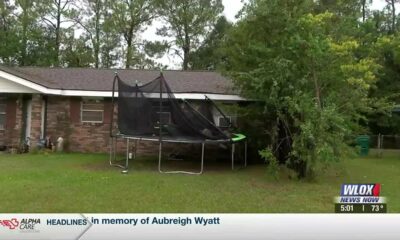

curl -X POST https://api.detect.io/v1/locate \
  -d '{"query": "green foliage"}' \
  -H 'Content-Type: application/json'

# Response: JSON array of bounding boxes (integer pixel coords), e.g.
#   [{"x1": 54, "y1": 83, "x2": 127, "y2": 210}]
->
[
  {"x1": 155, "y1": 0, "x2": 224, "y2": 70},
  {"x1": 144, "y1": 40, "x2": 169, "y2": 59},
  {"x1": 101, "y1": 8, "x2": 123, "y2": 68},
  {"x1": 222, "y1": 0, "x2": 389, "y2": 179},
  {"x1": 111, "y1": 0, "x2": 157, "y2": 68},
  {"x1": 259, "y1": 147, "x2": 280, "y2": 178},
  {"x1": 61, "y1": 34, "x2": 94, "y2": 67},
  {"x1": 190, "y1": 16, "x2": 232, "y2": 70},
  {"x1": 0, "y1": 0, "x2": 19, "y2": 64}
]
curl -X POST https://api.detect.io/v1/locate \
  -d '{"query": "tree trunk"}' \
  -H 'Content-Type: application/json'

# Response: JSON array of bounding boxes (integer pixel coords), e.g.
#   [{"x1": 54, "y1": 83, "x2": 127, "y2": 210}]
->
[
  {"x1": 312, "y1": 59, "x2": 322, "y2": 109},
  {"x1": 55, "y1": 0, "x2": 62, "y2": 66},
  {"x1": 125, "y1": 33, "x2": 133, "y2": 69},
  {"x1": 391, "y1": 0, "x2": 396, "y2": 33},
  {"x1": 182, "y1": 22, "x2": 190, "y2": 70},
  {"x1": 362, "y1": 0, "x2": 366, "y2": 22},
  {"x1": 21, "y1": 8, "x2": 28, "y2": 66},
  {"x1": 183, "y1": 46, "x2": 190, "y2": 70},
  {"x1": 94, "y1": 1, "x2": 101, "y2": 68}
]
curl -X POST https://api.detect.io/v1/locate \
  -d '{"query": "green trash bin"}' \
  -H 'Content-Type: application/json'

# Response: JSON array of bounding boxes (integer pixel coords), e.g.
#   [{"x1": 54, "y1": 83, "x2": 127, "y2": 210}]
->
[{"x1": 356, "y1": 135, "x2": 370, "y2": 156}]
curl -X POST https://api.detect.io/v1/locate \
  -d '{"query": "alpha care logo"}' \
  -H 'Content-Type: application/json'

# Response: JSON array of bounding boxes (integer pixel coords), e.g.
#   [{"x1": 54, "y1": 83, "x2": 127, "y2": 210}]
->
[
  {"x1": 0, "y1": 218, "x2": 19, "y2": 230},
  {"x1": 19, "y1": 218, "x2": 41, "y2": 232}
]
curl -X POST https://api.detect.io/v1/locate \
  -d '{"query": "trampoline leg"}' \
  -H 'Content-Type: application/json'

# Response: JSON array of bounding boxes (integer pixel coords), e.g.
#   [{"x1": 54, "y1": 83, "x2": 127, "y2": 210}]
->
[
  {"x1": 126, "y1": 138, "x2": 130, "y2": 168},
  {"x1": 158, "y1": 141, "x2": 163, "y2": 173},
  {"x1": 200, "y1": 142, "x2": 205, "y2": 174},
  {"x1": 113, "y1": 137, "x2": 116, "y2": 163},
  {"x1": 108, "y1": 137, "x2": 114, "y2": 166},
  {"x1": 245, "y1": 140, "x2": 248, "y2": 167},
  {"x1": 231, "y1": 143, "x2": 235, "y2": 170},
  {"x1": 121, "y1": 138, "x2": 129, "y2": 174},
  {"x1": 159, "y1": 141, "x2": 204, "y2": 175},
  {"x1": 109, "y1": 136, "x2": 129, "y2": 170},
  {"x1": 133, "y1": 139, "x2": 138, "y2": 160}
]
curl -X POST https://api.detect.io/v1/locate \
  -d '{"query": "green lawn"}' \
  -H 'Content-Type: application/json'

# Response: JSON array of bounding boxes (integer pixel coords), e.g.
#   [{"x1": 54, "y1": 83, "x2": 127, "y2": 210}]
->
[{"x1": 0, "y1": 150, "x2": 398, "y2": 213}]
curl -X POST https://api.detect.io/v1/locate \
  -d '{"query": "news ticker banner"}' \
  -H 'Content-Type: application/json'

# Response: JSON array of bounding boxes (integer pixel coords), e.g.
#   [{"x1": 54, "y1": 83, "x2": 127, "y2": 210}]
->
[{"x1": 1, "y1": 214, "x2": 400, "y2": 240}]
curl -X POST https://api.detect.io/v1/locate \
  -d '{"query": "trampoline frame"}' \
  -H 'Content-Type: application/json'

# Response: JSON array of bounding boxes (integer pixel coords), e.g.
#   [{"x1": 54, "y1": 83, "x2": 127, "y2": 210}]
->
[
  {"x1": 109, "y1": 134, "x2": 247, "y2": 174},
  {"x1": 109, "y1": 73, "x2": 247, "y2": 174}
]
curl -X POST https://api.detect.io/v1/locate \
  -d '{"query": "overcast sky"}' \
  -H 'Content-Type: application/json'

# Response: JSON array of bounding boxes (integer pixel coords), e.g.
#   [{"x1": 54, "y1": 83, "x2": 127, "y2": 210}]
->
[{"x1": 143, "y1": 0, "x2": 396, "y2": 69}]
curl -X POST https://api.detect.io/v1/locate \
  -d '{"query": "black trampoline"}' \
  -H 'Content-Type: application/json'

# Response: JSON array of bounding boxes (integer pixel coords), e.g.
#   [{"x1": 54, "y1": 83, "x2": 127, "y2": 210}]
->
[{"x1": 109, "y1": 73, "x2": 247, "y2": 174}]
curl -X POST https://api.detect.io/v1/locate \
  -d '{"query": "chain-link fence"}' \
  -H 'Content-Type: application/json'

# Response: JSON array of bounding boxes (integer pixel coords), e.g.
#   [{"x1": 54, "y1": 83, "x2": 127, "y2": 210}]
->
[{"x1": 368, "y1": 134, "x2": 400, "y2": 157}]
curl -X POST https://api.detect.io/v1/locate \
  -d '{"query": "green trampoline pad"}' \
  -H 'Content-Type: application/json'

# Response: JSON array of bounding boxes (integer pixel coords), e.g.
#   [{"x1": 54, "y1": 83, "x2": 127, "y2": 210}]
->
[{"x1": 232, "y1": 133, "x2": 246, "y2": 142}]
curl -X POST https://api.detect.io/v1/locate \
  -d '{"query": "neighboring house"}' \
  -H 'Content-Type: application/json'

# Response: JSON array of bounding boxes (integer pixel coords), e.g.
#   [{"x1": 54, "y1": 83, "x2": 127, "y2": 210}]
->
[
  {"x1": 0, "y1": 66, "x2": 244, "y2": 153},
  {"x1": 394, "y1": 105, "x2": 400, "y2": 113}
]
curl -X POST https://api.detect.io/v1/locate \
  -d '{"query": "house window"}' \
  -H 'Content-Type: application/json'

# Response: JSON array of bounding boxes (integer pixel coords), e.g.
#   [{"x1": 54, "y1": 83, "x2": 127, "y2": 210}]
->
[
  {"x1": 157, "y1": 112, "x2": 171, "y2": 124},
  {"x1": 152, "y1": 101, "x2": 171, "y2": 124},
  {"x1": 81, "y1": 99, "x2": 104, "y2": 123},
  {"x1": 218, "y1": 116, "x2": 232, "y2": 128},
  {"x1": 0, "y1": 103, "x2": 5, "y2": 130}
]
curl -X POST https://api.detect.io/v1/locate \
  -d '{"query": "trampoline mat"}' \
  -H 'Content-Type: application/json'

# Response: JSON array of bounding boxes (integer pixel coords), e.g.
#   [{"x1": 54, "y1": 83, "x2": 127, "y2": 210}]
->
[{"x1": 115, "y1": 133, "x2": 245, "y2": 144}]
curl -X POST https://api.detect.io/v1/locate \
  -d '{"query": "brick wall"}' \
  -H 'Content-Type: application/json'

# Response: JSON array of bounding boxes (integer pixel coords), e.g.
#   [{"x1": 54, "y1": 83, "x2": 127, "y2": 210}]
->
[
  {"x1": 1, "y1": 94, "x2": 232, "y2": 158},
  {"x1": 45, "y1": 96, "x2": 71, "y2": 150},
  {"x1": 44, "y1": 96, "x2": 160, "y2": 154},
  {"x1": 30, "y1": 95, "x2": 43, "y2": 148},
  {"x1": 0, "y1": 94, "x2": 23, "y2": 148}
]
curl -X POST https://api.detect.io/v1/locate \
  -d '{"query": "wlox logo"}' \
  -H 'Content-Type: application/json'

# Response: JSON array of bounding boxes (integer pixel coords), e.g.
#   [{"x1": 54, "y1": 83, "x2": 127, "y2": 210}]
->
[
  {"x1": 340, "y1": 184, "x2": 381, "y2": 196},
  {"x1": 0, "y1": 219, "x2": 19, "y2": 230}
]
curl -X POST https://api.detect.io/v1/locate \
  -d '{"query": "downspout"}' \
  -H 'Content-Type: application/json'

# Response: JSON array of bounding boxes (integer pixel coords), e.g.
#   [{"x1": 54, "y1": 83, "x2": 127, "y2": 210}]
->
[{"x1": 43, "y1": 95, "x2": 48, "y2": 138}]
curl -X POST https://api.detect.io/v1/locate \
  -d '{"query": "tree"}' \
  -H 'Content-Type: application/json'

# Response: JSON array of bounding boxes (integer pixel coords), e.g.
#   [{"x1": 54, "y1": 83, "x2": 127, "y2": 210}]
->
[
  {"x1": 74, "y1": 0, "x2": 105, "y2": 68},
  {"x1": 111, "y1": 0, "x2": 157, "y2": 69},
  {"x1": 156, "y1": 0, "x2": 224, "y2": 70},
  {"x1": 15, "y1": 0, "x2": 56, "y2": 66},
  {"x1": 385, "y1": 0, "x2": 399, "y2": 33},
  {"x1": 190, "y1": 16, "x2": 232, "y2": 70},
  {"x1": 313, "y1": 0, "x2": 362, "y2": 38},
  {"x1": 40, "y1": 0, "x2": 76, "y2": 66},
  {"x1": 61, "y1": 31, "x2": 94, "y2": 67},
  {"x1": 15, "y1": 0, "x2": 37, "y2": 66},
  {"x1": 361, "y1": 0, "x2": 372, "y2": 22},
  {"x1": 100, "y1": 14, "x2": 122, "y2": 68},
  {"x1": 0, "y1": 0, "x2": 19, "y2": 64},
  {"x1": 223, "y1": 0, "x2": 385, "y2": 178}
]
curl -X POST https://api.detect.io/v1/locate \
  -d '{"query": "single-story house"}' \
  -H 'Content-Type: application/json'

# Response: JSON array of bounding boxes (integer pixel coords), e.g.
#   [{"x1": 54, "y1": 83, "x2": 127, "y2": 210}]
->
[
  {"x1": 0, "y1": 66, "x2": 244, "y2": 153},
  {"x1": 394, "y1": 105, "x2": 400, "y2": 113}
]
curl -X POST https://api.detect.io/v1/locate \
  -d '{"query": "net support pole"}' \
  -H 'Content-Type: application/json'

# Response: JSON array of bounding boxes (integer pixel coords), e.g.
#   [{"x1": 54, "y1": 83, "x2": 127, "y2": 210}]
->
[
  {"x1": 109, "y1": 73, "x2": 131, "y2": 172},
  {"x1": 158, "y1": 73, "x2": 163, "y2": 172}
]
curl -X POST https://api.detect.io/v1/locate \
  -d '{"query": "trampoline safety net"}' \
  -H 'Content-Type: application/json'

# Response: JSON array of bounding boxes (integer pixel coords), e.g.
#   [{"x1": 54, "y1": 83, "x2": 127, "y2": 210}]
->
[{"x1": 116, "y1": 74, "x2": 231, "y2": 141}]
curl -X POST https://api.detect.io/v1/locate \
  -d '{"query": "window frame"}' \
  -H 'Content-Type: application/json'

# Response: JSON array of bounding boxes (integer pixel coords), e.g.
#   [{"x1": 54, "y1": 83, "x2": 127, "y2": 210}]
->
[
  {"x1": 0, "y1": 103, "x2": 6, "y2": 130},
  {"x1": 80, "y1": 99, "x2": 104, "y2": 124},
  {"x1": 218, "y1": 116, "x2": 232, "y2": 128},
  {"x1": 152, "y1": 101, "x2": 172, "y2": 125},
  {"x1": 156, "y1": 111, "x2": 172, "y2": 125}
]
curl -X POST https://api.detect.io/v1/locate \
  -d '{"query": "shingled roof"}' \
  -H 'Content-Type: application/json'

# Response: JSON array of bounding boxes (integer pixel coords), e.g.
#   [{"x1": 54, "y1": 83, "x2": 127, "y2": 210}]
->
[{"x1": 0, "y1": 66, "x2": 236, "y2": 95}]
